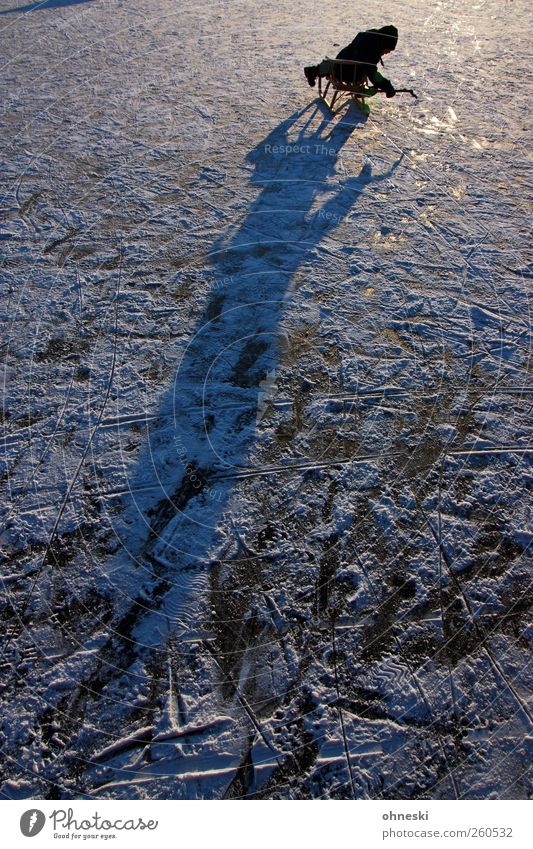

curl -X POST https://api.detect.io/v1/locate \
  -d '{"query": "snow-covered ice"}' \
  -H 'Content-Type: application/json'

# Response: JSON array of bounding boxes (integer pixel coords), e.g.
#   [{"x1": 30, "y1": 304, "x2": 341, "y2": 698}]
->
[{"x1": 0, "y1": 0, "x2": 531, "y2": 799}]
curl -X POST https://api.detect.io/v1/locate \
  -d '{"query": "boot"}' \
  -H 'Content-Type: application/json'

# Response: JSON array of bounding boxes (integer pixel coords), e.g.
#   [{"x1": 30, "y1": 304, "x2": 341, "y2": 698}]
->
[{"x1": 304, "y1": 66, "x2": 318, "y2": 87}]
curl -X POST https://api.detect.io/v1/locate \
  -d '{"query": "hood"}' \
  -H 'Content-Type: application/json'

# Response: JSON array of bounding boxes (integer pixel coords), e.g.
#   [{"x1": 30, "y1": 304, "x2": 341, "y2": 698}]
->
[{"x1": 373, "y1": 25, "x2": 398, "y2": 51}]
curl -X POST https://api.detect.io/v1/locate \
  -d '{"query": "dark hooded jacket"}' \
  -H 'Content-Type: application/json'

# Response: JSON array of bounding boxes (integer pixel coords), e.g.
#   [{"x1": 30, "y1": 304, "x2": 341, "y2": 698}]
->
[{"x1": 335, "y1": 25, "x2": 398, "y2": 91}]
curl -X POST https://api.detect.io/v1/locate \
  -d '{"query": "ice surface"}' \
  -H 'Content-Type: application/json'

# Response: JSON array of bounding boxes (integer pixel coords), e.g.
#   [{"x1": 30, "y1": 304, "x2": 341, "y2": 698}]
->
[{"x1": 0, "y1": 0, "x2": 531, "y2": 800}]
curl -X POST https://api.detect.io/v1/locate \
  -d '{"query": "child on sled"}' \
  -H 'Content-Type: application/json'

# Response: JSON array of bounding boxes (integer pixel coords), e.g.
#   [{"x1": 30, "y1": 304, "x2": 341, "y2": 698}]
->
[{"x1": 304, "y1": 25, "x2": 398, "y2": 98}]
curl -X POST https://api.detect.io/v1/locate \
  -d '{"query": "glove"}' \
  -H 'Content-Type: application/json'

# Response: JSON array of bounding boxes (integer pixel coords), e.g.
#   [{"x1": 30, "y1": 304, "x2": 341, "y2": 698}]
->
[{"x1": 383, "y1": 80, "x2": 396, "y2": 98}]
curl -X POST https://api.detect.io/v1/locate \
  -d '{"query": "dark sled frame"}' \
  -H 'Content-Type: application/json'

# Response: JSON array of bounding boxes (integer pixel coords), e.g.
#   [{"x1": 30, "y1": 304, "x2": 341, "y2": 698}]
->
[{"x1": 318, "y1": 57, "x2": 378, "y2": 115}]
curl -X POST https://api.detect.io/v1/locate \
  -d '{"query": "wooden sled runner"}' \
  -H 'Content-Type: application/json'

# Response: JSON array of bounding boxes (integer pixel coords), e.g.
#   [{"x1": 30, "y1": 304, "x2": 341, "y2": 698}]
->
[{"x1": 318, "y1": 57, "x2": 378, "y2": 116}]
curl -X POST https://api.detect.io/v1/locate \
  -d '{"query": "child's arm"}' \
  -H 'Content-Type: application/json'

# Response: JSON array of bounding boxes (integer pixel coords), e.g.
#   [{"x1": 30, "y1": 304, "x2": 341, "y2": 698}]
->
[{"x1": 367, "y1": 66, "x2": 396, "y2": 97}]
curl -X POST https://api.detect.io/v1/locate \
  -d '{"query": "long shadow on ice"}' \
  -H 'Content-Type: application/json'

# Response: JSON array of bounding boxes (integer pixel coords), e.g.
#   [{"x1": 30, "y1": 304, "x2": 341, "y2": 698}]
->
[
  {"x1": 0, "y1": 0, "x2": 94, "y2": 14},
  {"x1": 112, "y1": 101, "x2": 404, "y2": 647}
]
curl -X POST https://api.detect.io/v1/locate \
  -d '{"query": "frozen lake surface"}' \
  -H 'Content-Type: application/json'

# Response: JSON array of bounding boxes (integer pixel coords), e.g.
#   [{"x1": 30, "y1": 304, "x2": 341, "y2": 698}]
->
[{"x1": 0, "y1": 0, "x2": 531, "y2": 799}]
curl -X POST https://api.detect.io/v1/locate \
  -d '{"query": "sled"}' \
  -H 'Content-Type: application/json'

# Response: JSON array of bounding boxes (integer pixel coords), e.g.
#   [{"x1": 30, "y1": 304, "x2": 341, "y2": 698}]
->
[{"x1": 318, "y1": 58, "x2": 378, "y2": 116}]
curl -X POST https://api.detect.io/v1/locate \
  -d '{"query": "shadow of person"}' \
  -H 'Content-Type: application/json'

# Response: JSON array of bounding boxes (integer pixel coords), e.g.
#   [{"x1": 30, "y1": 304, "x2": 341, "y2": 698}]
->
[
  {"x1": 106, "y1": 101, "x2": 404, "y2": 646},
  {"x1": 0, "y1": 0, "x2": 94, "y2": 14}
]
